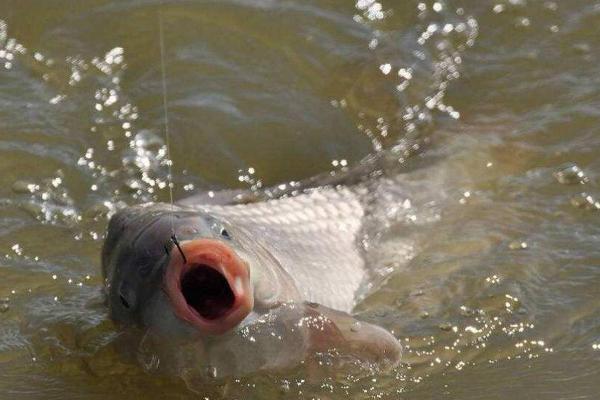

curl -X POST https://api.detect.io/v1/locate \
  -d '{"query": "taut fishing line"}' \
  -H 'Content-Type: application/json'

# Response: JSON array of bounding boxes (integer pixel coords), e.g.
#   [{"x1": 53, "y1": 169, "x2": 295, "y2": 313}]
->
[{"x1": 158, "y1": 7, "x2": 186, "y2": 263}]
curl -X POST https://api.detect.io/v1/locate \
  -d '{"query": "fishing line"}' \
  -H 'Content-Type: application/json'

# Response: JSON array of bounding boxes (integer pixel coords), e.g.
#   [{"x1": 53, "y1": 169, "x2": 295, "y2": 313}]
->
[{"x1": 158, "y1": 6, "x2": 187, "y2": 263}]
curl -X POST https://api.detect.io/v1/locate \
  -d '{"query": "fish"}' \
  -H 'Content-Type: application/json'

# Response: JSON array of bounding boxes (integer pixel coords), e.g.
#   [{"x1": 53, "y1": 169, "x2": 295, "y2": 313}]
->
[{"x1": 102, "y1": 175, "x2": 404, "y2": 377}]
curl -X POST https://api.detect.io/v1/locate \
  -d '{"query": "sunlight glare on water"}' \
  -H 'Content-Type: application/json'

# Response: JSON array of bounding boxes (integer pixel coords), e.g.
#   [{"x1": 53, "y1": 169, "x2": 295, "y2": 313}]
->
[{"x1": 0, "y1": 0, "x2": 599, "y2": 399}]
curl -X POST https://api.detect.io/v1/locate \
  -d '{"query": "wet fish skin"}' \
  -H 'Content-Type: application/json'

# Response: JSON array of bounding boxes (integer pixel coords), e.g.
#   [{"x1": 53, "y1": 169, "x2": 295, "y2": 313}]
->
[
  {"x1": 102, "y1": 190, "x2": 402, "y2": 374},
  {"x1": 183, "y1": 185, "x2": 371, "y2": 312}
]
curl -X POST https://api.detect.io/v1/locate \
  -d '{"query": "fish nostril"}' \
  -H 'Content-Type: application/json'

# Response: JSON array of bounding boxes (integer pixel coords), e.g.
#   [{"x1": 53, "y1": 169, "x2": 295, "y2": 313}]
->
[
  {"x1": 120, "y1": 294, "x2": 130, "y2": 309},
  {"x1": 118, "y1": 282, "x2": 135, "y2": 309}
]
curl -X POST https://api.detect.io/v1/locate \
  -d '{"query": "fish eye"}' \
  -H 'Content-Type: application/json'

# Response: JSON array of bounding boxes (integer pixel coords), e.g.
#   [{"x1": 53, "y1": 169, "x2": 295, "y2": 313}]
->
[{"x1": 220, "y1": 228, "x2": 231, "y2": 239}]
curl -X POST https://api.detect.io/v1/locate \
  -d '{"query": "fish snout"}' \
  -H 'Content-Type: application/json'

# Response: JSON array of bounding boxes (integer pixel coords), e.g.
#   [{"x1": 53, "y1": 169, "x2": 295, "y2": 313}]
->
[{"x1": 164, "y1": 239, "x2": 254, "y2": 335}]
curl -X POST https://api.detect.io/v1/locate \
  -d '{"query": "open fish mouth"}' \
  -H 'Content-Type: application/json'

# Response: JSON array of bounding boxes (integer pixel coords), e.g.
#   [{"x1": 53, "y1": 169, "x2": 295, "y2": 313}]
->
[
  {"x1": 164, "y1": 239, "x2": 253, "y2": 335},
  {"x1": 181, "y1": 265, "x2": 234, "y2": 320}
]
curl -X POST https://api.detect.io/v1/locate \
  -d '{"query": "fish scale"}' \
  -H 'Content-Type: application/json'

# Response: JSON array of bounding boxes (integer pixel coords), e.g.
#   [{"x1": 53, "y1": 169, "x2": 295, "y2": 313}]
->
[{"x1": 196, "y1": 186, "x2": 366, "y2": 312}]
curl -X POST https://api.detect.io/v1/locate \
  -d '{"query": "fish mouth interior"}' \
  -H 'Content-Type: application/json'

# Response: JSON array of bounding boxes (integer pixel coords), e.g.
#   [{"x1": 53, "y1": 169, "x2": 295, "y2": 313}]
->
[{"x1": 180, "y1": 265, "x2": 235, "y2": 320}]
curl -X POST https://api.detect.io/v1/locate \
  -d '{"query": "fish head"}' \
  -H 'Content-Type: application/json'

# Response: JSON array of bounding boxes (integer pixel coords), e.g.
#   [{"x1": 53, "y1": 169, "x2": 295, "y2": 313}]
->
[{"x1": 102, "y1": 203, "x2": 254, "y2": 337}]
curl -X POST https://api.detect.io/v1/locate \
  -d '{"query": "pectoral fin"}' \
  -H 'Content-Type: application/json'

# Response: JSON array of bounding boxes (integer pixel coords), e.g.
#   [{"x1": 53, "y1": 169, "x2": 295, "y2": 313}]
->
[
  {"x1": 299, "y1": 302, "x2": 402, "y2": 370},
  {"x1": 201, "y1": 302, "x2": 401, "y2": 378}
]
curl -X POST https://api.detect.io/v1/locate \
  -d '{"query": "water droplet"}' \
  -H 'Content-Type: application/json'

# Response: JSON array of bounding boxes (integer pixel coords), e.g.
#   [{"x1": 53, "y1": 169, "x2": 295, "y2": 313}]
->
[
  {"x1": 379, "y1": 63, "x2": 392, "y2": 75},
  {"x1": 554, "y1": 164, "x2": 589, "y2": 185},
  {"x1": 508, "y1": 241, "x2": 528, "y2": 250},
  {"x1": 12, "y1": 180, "x2": 39, "y2": 194},
  {"x1": 11, "y1": 244, "x2": 23, "y2": 256},
  {"x1": 439, "y1": 322, "x2": 453, "y2": 331},
  {"x1": 570, "y1": 193, "x2": 600, "y2": 210},
  {"x1": 206, "y1": 365, "x2": 218, "y2": 378},
  {"x1": 279, "y1": 380, "x2": 290, "y2": 393}
]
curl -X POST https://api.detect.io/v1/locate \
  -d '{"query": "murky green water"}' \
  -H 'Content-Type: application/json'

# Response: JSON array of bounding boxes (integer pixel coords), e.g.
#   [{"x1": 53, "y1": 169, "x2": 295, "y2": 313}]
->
[{"x1": 0, "y1": 0, "x2": 599, "y2": 398}]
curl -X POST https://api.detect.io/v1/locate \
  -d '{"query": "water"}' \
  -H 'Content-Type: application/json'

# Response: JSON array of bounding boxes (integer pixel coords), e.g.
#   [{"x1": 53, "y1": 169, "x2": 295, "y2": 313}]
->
[{"x1": 0, "y1": 0, "x2": 599, "y2": 398}]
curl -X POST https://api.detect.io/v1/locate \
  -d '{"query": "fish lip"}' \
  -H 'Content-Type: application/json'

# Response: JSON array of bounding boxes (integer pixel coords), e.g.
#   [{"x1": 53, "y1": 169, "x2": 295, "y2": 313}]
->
[{"x1": 164, "y1": 238, "x2": 254, "y2": 335}]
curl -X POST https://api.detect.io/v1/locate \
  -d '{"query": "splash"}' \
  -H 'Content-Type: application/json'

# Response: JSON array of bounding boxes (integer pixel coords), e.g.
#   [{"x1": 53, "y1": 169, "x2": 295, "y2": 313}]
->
[{"x1": 349, "y1": 1, "x2": 478, "y2": 152}]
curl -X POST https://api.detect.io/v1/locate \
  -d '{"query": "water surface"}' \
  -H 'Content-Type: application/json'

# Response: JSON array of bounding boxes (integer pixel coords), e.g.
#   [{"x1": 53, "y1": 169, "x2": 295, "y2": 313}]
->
[{"x1": 0, "y1": 0, "x2": 599, "y2": 398}]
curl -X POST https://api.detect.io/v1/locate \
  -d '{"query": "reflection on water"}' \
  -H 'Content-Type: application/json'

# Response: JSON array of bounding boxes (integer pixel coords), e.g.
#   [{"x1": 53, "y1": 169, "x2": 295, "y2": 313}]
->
[{"x1": 0, "y1": 0, "x2": 600, "y2": 398}]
